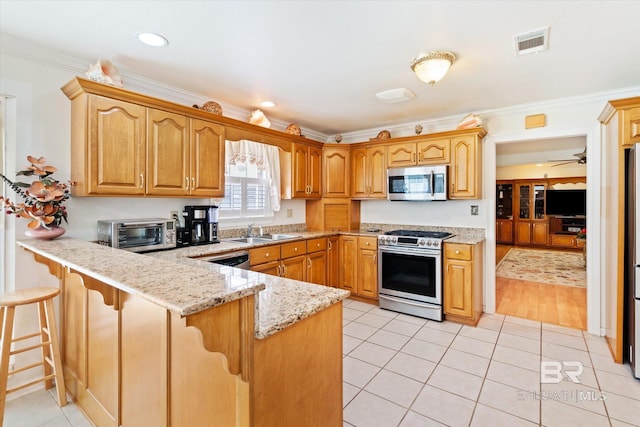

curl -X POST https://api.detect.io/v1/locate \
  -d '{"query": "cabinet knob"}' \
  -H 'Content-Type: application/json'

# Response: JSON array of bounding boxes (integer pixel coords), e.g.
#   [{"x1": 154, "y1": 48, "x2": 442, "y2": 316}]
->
[
  {"x1": 294, "y1": 247, "x2": 298, "y2": 252},
  {"x1": 317, "y1": 243, "x2": 320, "y2": 247},
  {"x1": 455, "y1": 250, "x2": 460, "y2": 254},
  {"x1": 265, "y1": 252, "x2": 270, "y2": 257},
  {"x1": 366, "y1": 242, "x2": 370, "y2": 245}
]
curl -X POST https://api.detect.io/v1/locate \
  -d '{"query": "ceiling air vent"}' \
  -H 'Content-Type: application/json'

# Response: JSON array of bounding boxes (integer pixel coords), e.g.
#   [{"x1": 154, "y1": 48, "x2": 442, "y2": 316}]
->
[{"x1": 514, "y1": 26, "x2": 549, "y2": 56}]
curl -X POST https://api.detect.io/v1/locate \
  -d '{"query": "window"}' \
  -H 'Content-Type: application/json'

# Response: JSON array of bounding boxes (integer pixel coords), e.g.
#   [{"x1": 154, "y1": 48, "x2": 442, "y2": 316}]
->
[
  {"x1": 219, "y1": 139, "x2": 282, "y2": 221},
  {"x1": 219, "y1": 162, "x2": 272, "y2": 219}
]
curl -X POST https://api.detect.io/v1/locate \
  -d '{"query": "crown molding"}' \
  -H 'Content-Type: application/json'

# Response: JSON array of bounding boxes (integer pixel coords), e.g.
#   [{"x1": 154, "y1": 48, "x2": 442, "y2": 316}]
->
[{"x1": 0, "y1": 33, "x2": 330, "y2": 142}]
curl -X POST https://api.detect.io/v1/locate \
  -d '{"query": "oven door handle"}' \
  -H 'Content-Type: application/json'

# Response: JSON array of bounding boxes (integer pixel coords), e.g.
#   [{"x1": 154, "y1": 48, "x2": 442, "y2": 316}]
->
[
  {"x1": 379, "y1": 294, "x2": 439, "y2": 309},
  {"x1": 378, "y1": 247, "x2": 440, "y2": 256}
]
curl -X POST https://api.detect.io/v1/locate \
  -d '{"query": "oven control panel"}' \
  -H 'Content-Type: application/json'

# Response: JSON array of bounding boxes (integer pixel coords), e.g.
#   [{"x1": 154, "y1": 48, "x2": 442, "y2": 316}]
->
[{"x1": 378, "y1": 236, "x2": 441, "y2": 248}]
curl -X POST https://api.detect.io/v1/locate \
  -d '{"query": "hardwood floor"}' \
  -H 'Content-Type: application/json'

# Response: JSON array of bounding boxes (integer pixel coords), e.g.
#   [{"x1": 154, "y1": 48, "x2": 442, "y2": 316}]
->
[{"x1": 494, "y1": 244, "x2": 587, "y2": 330}]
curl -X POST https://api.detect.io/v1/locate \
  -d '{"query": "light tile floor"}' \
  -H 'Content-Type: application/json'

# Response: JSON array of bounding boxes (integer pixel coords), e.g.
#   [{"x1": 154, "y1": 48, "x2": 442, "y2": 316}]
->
[
  {"x1": 342, "y1": 299, "x2": 640, "y2": 427},
  {"x1": 5, "y1": 298, "x2": 640, "y2": 427}
]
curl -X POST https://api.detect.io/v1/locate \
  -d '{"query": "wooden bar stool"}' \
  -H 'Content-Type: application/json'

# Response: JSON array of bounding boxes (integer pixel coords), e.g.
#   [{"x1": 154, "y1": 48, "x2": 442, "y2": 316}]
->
[{"x1": 0, "y1": 287, "x2": 67, "y2": 423}]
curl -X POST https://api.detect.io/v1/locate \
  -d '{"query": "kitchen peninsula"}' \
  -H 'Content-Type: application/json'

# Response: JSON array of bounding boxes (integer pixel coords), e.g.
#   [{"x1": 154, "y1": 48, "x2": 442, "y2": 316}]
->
[{"x1": 17, "y1": 237, "x2": 349, "y2": 427}]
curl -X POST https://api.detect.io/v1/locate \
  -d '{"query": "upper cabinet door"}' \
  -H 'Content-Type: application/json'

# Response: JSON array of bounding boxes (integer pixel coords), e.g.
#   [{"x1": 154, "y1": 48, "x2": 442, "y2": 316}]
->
[
  {"x1": 307, "y1": 146, "x2": 322, "y2": 198},
  {"x1": 292, "y1": 143, "x2": 309, "y2": 198},
  {"x1": 322, "y1": 146, "x2": 350, "y2": 197},
  {"x1": 350, "y1": 148, "x2": 368, "y2": 198},
  {"x1": 88, "y1": 95, "x2": 146, "y2": 195},
  {"x1": 147, "y1": 109, "x2": 189, "y2": 196},
  {"x1": 450, "y1": 135, "x2": 478, "y2": 198},
  {"x1": 417, "y1": 138, "x2": 450, "y2": 165},
  {"x1": 190, "y1": 119, "x2": 225, "y2": 198},
  {"x1": 387, "y1": 143, "x2": 416, "y2": 168},
  {"x1": 368, "y1": 146, "x2": 387, "y2": 198}
]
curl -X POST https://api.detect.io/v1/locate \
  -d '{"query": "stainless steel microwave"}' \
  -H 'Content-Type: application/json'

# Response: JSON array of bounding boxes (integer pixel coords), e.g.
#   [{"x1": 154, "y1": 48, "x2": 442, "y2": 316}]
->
[
  {"x1": 97, "y1": 218, "x2": 176, "y2": 252},
  {"x1": 387, "y1": 165, "x2": 448, "y2": 201}
]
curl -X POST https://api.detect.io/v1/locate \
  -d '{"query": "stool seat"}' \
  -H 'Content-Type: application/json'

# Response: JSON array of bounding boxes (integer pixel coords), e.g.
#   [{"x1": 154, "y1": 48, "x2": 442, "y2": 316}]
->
[
  {"x1": 0, "y1": 287, "x2": 60, "y2": 307},
  {"x1": 1, "y1": 286, "x2": 67, "y2": 424}
]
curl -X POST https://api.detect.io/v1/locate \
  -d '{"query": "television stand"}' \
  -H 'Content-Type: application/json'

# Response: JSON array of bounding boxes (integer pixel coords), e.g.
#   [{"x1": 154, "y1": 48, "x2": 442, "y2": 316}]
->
[{"x1": 548, "y1": 216, "x2": 586, "y2": 249}]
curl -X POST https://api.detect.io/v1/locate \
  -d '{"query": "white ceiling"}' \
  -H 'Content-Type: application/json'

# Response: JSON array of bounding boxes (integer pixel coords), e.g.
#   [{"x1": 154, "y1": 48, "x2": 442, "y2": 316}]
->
[{"x1": 1, "y1": 1, "x2": 639, "y2": 138}]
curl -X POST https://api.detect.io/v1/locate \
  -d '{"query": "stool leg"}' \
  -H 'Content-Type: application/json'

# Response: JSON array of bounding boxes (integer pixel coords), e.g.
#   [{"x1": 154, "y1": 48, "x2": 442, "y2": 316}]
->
[
  {"x1": 44, "y1": 298, "x2": 66, "y2": 407},
  {"x1": 38, "y1": 301, "x2": 53, "y2": 390},
  {"x1": 0, "y1": 306, "x2": 16, "y2": 425}
]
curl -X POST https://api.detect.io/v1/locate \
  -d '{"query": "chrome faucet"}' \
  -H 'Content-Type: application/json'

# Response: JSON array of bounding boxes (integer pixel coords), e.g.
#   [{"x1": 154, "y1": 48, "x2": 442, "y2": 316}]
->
[{"x1": 247, "y1": 223, "x2": 255, "y2": 237}]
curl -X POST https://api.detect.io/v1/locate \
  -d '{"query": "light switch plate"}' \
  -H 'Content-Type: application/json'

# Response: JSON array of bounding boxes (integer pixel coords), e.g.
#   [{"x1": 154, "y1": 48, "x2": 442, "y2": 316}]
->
[{"x1": 471, "y1": 205, "x2": 479, "y2": 215}]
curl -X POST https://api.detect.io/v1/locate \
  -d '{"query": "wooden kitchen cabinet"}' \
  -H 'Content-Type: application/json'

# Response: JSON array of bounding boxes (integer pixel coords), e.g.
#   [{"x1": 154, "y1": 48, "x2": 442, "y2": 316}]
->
[
  {"x1": 339, "y1": 235, "x2": 377, "y2": 299},
  {"x1": 305, "y1": 198, "x2": 361, "y2": 231},
  {"x1": 357, "y1": 237, "x2": 378, "y2": 299},
  {"x1": 351, "y1": 145, "x2": 387, "y2": 199},
  {"x1": 292, "y1": 142, "x2": 322, "y2": 198},
  {"x1": 514, "y1": 182, "x2": 548, "y2": 245},
  {"x1": 450, "y1": 134, "x2": 482, "y2": 199},
  {"x1": 307, "y1": 237, "x2": 328, "y2": 286},
  {"x1": 387, "y1": 138, "x2": 450, "y2": 167},
  {"x1": 67, "y1": 92, "x2": 225, "y2": 198},
  {"x1": 338, "y1": 235, "x2": 358, "y2": 293},
  {"x1": 496, "y1": 219, "x2": 514, "y2": 244},
  {"x1": 82, "y1": 95, "x2": 146, "y2": 195},
  {"x1": 322, "y1": 144, "x2": 350, "y2": 197},
  {"x1": 326, "y1": 235, "x2": 340, "y2": 288},
  {"x1": 443, "y1": 242, "x2": 484, "y2": 325}
]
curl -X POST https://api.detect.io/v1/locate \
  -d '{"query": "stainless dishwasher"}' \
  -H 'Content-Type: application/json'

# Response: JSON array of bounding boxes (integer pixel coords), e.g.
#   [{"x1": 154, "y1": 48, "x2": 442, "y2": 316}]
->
[{"x1": 200, "y1": 251, "x2": 250, "y2": 269}]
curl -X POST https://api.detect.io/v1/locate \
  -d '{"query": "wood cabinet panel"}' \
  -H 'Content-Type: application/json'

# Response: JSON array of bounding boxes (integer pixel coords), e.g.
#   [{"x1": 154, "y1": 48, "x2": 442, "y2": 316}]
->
[
  {"x1": 120, "y1": 292, "x2": 167, "y2": 426},
  {"x1": 496, "y1": 220, "x2": 514, "y2": 244},
  {"x1": 444, "y1": 260, "x2": 472, "y2": 318},
  {"x1": 339, "y1": 236, "x2": 358, "y2": 292},
  {"x1": 357, "y1": 247, "x2": 378, "y2": 299},
  {"x1": 282, "y1": 254, "x2": 306, "y2": 281},
  {"x1": 327, "y1": 236, "x2": 340, "y2": 288},
  {"x1": 190, "y1": 119, "x2": 225, "y2": 197},
  {"x1": 350, "y1": 148, "x2": 368, "y2": 198},
  {"x1": 515, "y1": 221, "x2": 532, "y2": 245},
  {"x1": 87, "y1": 95, "x2": 146, "y2": 195},
  {"x1": 351, "y1": 146, "x2": 386, "y2": 199},
  {"x1": 249, "y1": 245, "x2": 281, "y2": 266},
  {"x1": 550, "y1": 234, "x2": 577, "y2": 247},
  {"x1": 307, "y1": 250, "x2": 327, "y2": 286},
  {"x1": 369, "y1": 146, "x2": 387, "y2": 198},
  {"x1": 147, "y1": 109, "x2": 190, "y2": 195},
  {"x1": 443, "y1": 242, "x2": 483, "y2": 325},
  {"x1": 305, "y1": 198, "x2": 360, "y2": 232},
  {"x1": 387, "y1": 143, "x2": 415, "y2": 167},
  {"x1": 450, "y1": 135, "x2": 478, "y2": 198},
  {"x1": 417, "y1": 138, "x2": 450, "y2": 164},
  {"x1": 281, "y1": 241, "x2": 306, "y2": 258},
  {"x1": 306, "y1": 237, "x2": 327, "y2": 253},
  {"x1": 251, "y1": 260, "x2": 281, "y2": 276},
  {"x1": 322, "y1": 145, "x2": 350, "y2": 197},
  {"x1": 532, "y1": 223, "x2": 548, "y2": 245},
  {"x1": 292, "y1": 143, "x2": 322, "y2": 198}
]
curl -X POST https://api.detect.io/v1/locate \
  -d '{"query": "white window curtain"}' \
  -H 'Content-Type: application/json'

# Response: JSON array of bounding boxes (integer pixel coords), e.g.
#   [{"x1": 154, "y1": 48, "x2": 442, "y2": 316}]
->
[{"x1": 224, "y1": 140, "x2": 281, "y2": 212}]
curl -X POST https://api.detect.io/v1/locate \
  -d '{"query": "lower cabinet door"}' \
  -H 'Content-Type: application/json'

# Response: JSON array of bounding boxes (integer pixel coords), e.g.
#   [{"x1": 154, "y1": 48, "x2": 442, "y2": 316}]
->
[
  {"x1": 282, "y1": 255, "x2": 306, "y2": 281},
  {"x1": 252, "y1": 260, "x2": 281, "y2": 276},
  {"x1": 357, "y1": 249, "x2": 378, "y2": 299},
  {"x1": 307, "y1": 251, "x2": 327, "y2": 285},
  {"x1": 443, "y1": 259, "x2": 472, "y2": 318}
]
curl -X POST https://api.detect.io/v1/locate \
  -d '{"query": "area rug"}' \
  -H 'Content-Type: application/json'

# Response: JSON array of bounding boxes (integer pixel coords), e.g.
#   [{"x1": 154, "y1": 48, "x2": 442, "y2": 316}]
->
[{"x1": 496, "y1": 248, "x2": 586, "y2": 287}]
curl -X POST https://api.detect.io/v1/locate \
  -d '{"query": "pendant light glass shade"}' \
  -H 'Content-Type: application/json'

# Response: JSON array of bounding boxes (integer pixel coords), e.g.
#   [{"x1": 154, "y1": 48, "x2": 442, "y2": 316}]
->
[{"x1": 410, "y1": 51, "x2": 456, "y2": 85}]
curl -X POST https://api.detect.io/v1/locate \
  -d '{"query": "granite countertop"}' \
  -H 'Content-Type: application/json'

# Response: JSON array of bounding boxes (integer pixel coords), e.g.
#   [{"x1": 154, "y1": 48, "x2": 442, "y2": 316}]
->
[{"x1": 17, "y1": 237, "x2": 349, "y2": 339}]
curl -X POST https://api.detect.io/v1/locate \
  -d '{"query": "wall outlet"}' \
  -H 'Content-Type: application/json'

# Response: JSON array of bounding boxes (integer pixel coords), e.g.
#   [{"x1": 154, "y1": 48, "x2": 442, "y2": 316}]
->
[
  {"x1": 470, "y1": 205, "x2": 479, "y2": 216},
  {"x1": 286, "y1": 209, "x2": 293, "y2": 218}
]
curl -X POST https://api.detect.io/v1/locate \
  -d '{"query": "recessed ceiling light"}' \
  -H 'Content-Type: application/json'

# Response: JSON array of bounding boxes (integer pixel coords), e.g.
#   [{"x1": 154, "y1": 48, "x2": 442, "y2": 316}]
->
[
  {"x1": 137, "y1": 32, "x2": 169, "y2": 47},
  {"x1": 536, "y1": 163, "x2": 544, "y2": 167},
  {"x1": 260, "y1": 101, "x2": 276, "y2": 108}
]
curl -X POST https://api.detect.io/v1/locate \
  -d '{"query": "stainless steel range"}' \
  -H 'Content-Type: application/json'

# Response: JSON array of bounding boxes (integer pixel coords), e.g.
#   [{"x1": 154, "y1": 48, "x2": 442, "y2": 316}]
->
[{"x1": 378, "y1": 229, "x2": 454, "y2": 321}]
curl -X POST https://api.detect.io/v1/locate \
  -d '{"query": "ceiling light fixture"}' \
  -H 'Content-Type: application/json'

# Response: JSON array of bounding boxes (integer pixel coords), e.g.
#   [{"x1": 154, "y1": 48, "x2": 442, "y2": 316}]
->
[
  {"x1": 410, "y1": 51, "x2": 456, "y2": 86},
  {"x1": 137, "y1": 32, "x2": 169, "y2": 47},
  {"x1": 260, "y1": 101, "x2": 276, "y2": 108}
]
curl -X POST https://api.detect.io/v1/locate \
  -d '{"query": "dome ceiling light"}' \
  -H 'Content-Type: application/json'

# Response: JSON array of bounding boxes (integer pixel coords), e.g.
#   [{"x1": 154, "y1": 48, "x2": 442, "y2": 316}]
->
[
  {"x1": 410, "y1": 51, "x2": 456, "y2": 86},
  {"x1": 137, "y1": 32, "x2": 169, "y2": 47}
]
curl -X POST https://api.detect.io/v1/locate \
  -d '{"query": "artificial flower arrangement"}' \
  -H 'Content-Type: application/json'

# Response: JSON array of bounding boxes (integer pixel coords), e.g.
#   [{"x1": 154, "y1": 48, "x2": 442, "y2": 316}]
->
[
  {"x1": 576, "y1": 228, "x2": 586, "y2": 239},
  {"x1": 0, "y1": 155, "x2": 70, "y2": 229}
]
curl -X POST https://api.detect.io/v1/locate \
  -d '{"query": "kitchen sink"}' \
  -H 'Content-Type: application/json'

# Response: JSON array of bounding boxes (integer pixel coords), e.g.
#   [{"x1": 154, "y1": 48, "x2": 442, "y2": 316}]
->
[
  {"x1": 228, "y1": 237, "x2": 272, "y2": 244},
  {"x1": 262, "y1": 234, "x2": 301, "y2": 241}
]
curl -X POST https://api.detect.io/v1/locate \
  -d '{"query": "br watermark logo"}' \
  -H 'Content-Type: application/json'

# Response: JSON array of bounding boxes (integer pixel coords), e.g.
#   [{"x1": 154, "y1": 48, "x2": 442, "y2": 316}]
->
[{"x1": 540, "y1": 361, "x2": 584, "y2": 384}]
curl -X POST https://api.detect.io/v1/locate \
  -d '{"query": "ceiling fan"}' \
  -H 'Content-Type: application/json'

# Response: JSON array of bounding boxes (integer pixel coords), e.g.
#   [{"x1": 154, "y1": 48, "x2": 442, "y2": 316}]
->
[{"x1": 548, "y1": 149, "x2": 587, "y2": 167}]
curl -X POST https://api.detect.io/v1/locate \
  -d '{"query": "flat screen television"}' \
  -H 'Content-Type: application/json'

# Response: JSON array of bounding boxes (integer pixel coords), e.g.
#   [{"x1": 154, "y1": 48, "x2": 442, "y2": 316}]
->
[{"x1": 545, "y1": 189, "x2": 586, "y2": 216}]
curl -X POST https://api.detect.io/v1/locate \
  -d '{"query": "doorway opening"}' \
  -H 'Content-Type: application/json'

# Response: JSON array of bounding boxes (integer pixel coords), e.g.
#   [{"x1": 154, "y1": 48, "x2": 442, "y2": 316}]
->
[{"x1": 493, "y1": 136, "x2": 588, "y2": 330}]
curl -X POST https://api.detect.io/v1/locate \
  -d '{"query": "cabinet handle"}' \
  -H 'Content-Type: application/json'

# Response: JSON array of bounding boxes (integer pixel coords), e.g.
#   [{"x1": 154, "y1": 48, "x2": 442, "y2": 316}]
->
[
  {"x1": 307, "y1": 258, "x2": 311, "y2": 268},
  {"x1": 282, "y1": 264, "x2": 286, "y2": 276},
  {"x1": 418, "y1": 152, "x2": 422, "y2": 161},
  {"x1": 185, "y1": 177, "x2": 189, "y2": 189},
  {"x1": 276, "y1": 264, "x2": 281, "y2": 276},
  {"x1": 139, "y1": 173, "x2": 144, "y2": 189},
  {"x1": 328, "y1": 241, "x2": 333, "y2": 250},
  {"x1": 412, "y1": 153, "x2": 415, "y2": 162},
  {"x1": 191, "y1": 177, "x2": 195, "y2": 191}
]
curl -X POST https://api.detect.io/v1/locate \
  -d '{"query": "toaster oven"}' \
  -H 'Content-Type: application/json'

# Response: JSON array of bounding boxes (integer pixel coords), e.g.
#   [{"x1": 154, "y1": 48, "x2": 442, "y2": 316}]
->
[{"x1": 97, "y1": 218, "x2": 177, "y2": 253}]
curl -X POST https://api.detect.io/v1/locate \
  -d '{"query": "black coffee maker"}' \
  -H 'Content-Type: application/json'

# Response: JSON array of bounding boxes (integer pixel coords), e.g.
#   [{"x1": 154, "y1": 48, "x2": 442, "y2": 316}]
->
[{"x1": 180, "y1": 205, "x2": 220, "y2": 246}]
